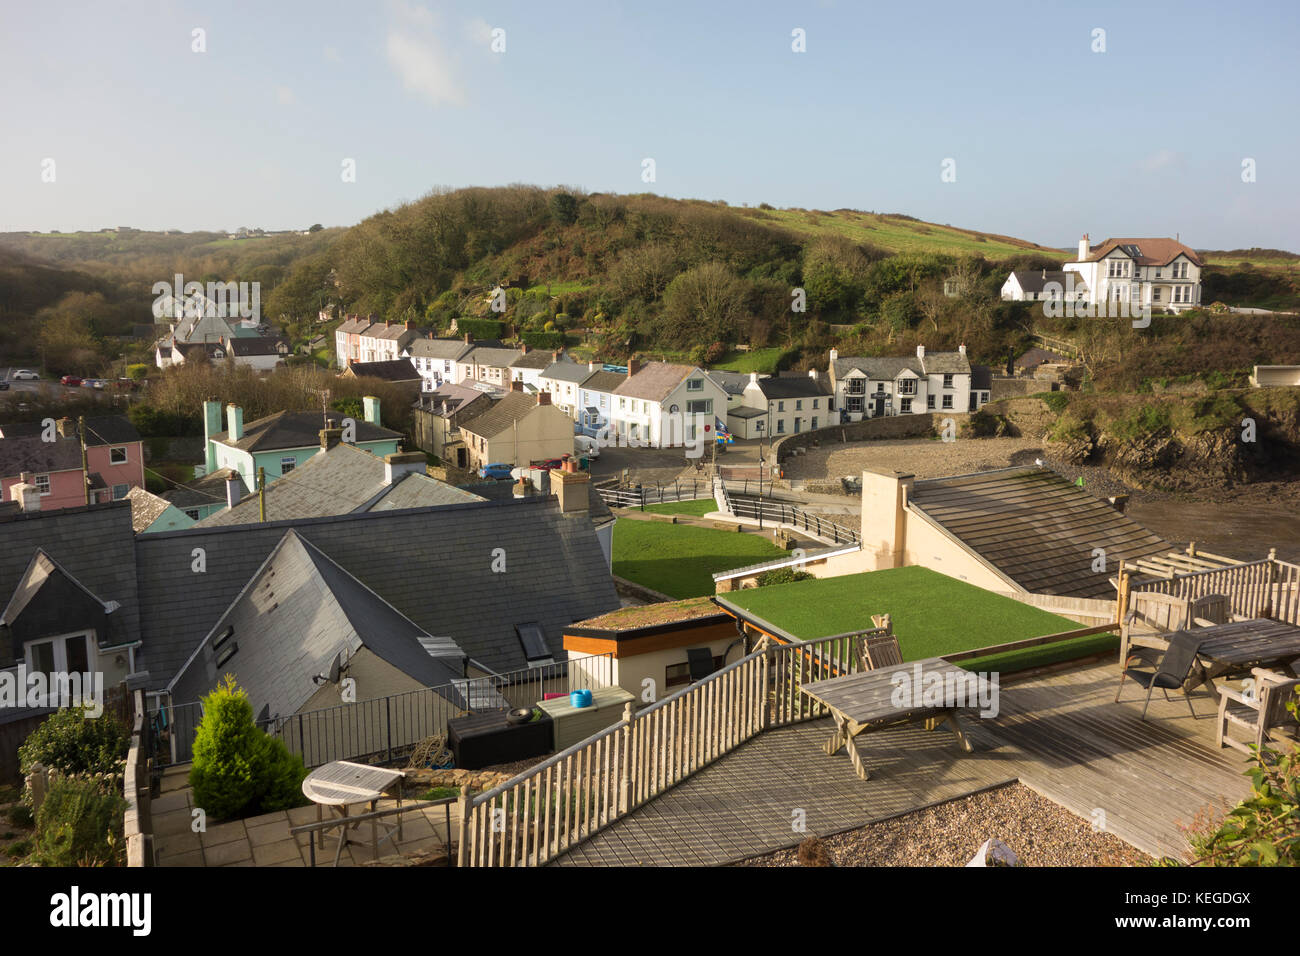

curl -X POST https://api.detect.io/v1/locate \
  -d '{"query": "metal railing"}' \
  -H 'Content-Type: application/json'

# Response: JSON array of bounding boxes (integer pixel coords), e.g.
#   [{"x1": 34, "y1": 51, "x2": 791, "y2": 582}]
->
[
  {"x1": 723, "y1": 491, "x2": 861, "y2": 545},
  {"x1": 597, "y1": 478, "x2": 713, "y2": 509},
  {"x1": 458, "y1": 629, "x2": 883, "y2": 866},
  {"x1": 153, "y1": 653, "x2": 614, "y2": 769}
]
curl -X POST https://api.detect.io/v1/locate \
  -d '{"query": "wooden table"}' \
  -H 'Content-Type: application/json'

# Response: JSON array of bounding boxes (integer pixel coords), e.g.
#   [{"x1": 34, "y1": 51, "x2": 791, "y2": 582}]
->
[
  {"x1": 800, "y1": 657, "x2": 976, "y2": 781},
  {"x1": 301, "y1": 761, "x2": 406, "y2": 866},
  {"x1": 1134, "y1": 619, "x2": 1300, "y2": 695}
]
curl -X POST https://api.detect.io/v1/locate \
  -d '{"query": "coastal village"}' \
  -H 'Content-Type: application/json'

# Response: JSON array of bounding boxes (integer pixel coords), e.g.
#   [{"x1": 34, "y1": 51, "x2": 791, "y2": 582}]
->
[{"x1": 2, "y1": 229, "x2": 1299, "y2": 873}]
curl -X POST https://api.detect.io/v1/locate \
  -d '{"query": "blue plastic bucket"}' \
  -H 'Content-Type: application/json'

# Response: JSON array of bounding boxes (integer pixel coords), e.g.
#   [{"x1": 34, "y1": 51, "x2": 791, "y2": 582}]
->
[{"x1": 570, "y1": 689, "x2": 593, "y2": 708}]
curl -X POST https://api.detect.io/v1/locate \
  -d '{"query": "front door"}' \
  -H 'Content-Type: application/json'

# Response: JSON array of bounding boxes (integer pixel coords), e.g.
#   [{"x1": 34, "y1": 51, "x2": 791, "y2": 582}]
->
[{"x1": 872, "y1": 393, "x2": 886, "y2": 417}]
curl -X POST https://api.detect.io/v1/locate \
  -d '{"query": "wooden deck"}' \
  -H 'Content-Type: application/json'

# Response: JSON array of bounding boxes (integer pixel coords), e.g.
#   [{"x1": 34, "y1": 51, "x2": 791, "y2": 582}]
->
[{"x1": 552, "y1": 659, "x2": 1260, "y2": 866}]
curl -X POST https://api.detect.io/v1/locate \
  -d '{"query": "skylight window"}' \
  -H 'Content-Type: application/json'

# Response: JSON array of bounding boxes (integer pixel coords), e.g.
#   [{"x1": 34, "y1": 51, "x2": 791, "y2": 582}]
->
[{"x1": 515, "y1": 622, "x2": 553, "y2": 665}]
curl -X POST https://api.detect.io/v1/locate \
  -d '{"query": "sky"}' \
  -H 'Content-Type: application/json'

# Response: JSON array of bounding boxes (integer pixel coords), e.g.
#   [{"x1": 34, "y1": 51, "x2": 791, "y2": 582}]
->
[{"x1": 1, "y1": 0, "x2": 1297, "y2": 251}]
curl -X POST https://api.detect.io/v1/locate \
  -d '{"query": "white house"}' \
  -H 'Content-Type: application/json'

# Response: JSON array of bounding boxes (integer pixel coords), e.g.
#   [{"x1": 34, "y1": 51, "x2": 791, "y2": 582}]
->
[
  {"x1": 357, "y1": 319, "x2": 420, "y2": 365},
  {"x1": 455, "y1": 346, "x2": 522, "y2": 390},
  {"x1": 729, "y1": 370, "x2": 833, "y2": 440},
  {"x1": 1001, "y1": 270, "x2": 1090, "y2": 303},
  {"x1": 609, "y1": 361, "x2": 727, "y2": 448},
  {"x1": 1062, "y1": 235, "x2": 1203, "y2": 312},
  {"x1": 538, "y1": 358, "x2": 595, "y2": 419},
  {"x1": 829, "y1": 345, "x2": 986, "y2": 421},
  {"x1": 403, "y1": 336, "x2": 473, "y2": 390},
  {"x1": 508, "y1": 347, "x2": 559, "y2": 391}
]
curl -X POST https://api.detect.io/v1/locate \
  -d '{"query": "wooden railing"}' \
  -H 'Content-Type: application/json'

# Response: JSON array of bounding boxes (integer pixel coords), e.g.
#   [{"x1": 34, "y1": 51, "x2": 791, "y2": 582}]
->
[
  {"x1": 1127, "y1": 558, "x2": 1300, "y2": 625},
  {"x1": 457, "y1": 630, "x2": 882, "y2": 867}
]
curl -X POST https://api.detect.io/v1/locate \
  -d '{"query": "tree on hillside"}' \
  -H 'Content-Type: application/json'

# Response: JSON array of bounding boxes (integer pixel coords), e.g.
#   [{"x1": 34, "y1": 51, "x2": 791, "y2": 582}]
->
[
  {"x1": 660, "y1": 262, "x2": 748, "y2": 346},
  {"x1": 36, "y1": 291, "x2": 106, "y2": 373},
  {"x1": 550, "y1": 191, "x2": 579, "y2": 226}
]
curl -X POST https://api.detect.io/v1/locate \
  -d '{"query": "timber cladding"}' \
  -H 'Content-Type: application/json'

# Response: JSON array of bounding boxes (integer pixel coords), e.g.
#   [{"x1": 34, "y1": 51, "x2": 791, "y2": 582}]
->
[{"x1": 563, "y1": 617, "x2": 736, "y2": 659}]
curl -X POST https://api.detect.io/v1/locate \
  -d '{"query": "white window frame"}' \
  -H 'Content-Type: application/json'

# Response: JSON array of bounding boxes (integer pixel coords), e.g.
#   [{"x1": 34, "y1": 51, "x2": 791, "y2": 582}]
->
[
  {"x1": 686, "y1": 378, "x2": 704, "y2": 392},
  {"x1": 34, "y1": 473, "x2": 51, "y2": 495},
  {"x1": 941, "y1": 394, "x2": 954, "y2": 410},
  {"x1": 112, "y1": 483, "x2": 130, "y2": 500},
  {"x1": 280, "y1": 456, "x2": 297, "y2": 473},
  {"x1": 24, "y1": 630, "x2": 96, "y2": 702},
  {"x1": 109, "y1": 446, "x2": 129, "y2": 465}
]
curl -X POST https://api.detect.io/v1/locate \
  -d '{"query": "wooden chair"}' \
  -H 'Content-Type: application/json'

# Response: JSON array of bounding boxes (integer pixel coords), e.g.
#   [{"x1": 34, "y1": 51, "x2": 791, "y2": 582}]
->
[
  {"x1": 1189, "y1": 593, "x2": 1231, "y2": 628},
  {"x1": 857, "y1": 632, "x2": 904, "y2": 672},
  {"x1": 1115, "y1": 631, "x2": 1204, "y2": 720},
  {"x1": 1216, "y1": 668, "x2": 1300, "y2": 755}
]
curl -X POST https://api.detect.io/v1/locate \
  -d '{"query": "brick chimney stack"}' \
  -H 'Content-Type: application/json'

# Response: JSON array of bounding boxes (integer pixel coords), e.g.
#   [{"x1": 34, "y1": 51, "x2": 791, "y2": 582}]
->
[
  {"x1": 626, "y1": 357, "x2": 639, "y2": 378},
  {"x1": 465, "y1": 332, "x2": 473, "y2": 344},
  {"x1": 406, "y1": 318, "x2": 417, "y2": 330},
  {"x1": 537, "y1": 391, "x2": 551, "y2": 406}
]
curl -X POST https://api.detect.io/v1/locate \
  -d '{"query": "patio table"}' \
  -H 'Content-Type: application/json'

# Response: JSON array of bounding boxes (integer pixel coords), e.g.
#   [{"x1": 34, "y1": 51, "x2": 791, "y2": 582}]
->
[
  {"x1": 1134, "y1": 618, "x2": 1300, "y2": 695},
  {"x1": 301, "y1": 761, "x2": 406, "y2": 866},
  {"x1": 800, "y1": 656, "x2": 975, "y2": 781}
]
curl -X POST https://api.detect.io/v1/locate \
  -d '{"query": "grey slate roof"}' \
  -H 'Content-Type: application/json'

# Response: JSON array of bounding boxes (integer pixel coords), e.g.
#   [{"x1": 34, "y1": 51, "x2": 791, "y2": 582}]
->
[
  {"x1": 211, "y1": 410, "x2": 402, "y2": 453},
  {"x1": 971, "y1": 365, "x2": 993, "y2": 390},
  {"x1": 125, "y1": 487, "x2": 175, "y2": 532},
  {"x1": 167, "y1": 530, "x2": 466, "y2": 718},
  {"x1": 1, "y1": 416, "x2": 141, "y2": 478},
  {"x1": 368, "y1": 472, "x2": 485, "y2": 511},
  {"x1": 163, "y1": 468, "x2": 245, "y2": 510},
  {"x1": 615, "y1": 363, "x2": 697, "y2": 402},
  {"x1": 580, "y1": 370, "x2": 626, "y2": 394},
  {"x1": 134, "y1": 496, "x2": 619, "y2": 690},
  {"x1": 833, "y1": 355, "x2": 922, "y2": 380},
  {"x1": 907, "y1": 467, "x2": 1169, "y2": 599},
  {"x1": 755, "y1": 376, "x2": 831, "y2": 400},
  {"x1": 706, "y1": 370, "x2": 752, "y2": 396},
  {"x1": 405, "y1": 337, "x2": 473, "y2": 361},
  {"x1": 342, "y1": 358, "x2": 422, "y2": 382},
  {"x1": 464, "y1": 346, "x2": 525, "y2": 369},
  {"x1": 1015, "y1": 347, "x2": 1068, "y2": 370},
  {"x1": 540, "y1": 359, "x2": 593, "y2": 385},
  {"x1": 458, "y1": 392, "x2": 546, "y2": 439},
  {"x1": 1009, "y1": 270, "x2": 1083, "y2": 295},
  {"x1": 196, "y1": 443, "x2": 480, "y2": 526},
  {"x1": 509, "y1": 349, "x2": 557, "y2": 370},
  {"x1": 727, "y1": 406, "x2": 767, "y2": 420}
]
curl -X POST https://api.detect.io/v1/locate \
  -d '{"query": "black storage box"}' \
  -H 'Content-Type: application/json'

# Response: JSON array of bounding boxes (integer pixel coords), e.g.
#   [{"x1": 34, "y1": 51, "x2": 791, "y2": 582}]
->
[{"x1": 447, "y1": 710, "x2": 553, "y2": 769}]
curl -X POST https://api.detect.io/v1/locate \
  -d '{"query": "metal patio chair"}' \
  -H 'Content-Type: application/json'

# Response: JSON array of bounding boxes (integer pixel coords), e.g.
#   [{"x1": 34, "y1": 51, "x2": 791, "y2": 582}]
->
[{"x1": 1115, "y1": 630, "x2": 1205, "y2": 720}]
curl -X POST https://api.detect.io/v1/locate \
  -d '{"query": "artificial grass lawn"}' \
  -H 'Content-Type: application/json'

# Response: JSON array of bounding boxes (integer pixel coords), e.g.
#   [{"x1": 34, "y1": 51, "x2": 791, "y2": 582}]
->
[
  {"x1": 721, "y1": 566, "x2": 1114, "y2": 673},
  {"x1": 612, "y1": 519, "x2": 786, "y2": 599},
  {"x1": 641, "y1": 498, "x2": 717, "y2": 517}
]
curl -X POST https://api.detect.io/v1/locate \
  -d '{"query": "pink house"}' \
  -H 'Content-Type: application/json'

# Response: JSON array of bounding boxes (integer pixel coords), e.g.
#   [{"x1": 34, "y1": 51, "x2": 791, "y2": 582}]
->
[{"x1": 0, "y1": 416, "x2": 145, "y2": 511}]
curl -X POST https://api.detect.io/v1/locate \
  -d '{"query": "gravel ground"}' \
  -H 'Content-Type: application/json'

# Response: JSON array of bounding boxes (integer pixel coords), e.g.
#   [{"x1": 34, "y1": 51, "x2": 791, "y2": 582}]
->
[{"x1": 736, "y1": 783, "x2": 1152, "y2": 867}]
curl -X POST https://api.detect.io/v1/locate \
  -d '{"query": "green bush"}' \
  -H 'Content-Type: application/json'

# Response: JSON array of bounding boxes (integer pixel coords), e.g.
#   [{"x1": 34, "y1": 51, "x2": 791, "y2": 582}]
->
[
  {"x1": 31, "y1": 777, "x2": 126, "y2": 867},
  {"x1": 456, "y1": 317, "x2": 504, "y2": 340},
  {"x1": 6, "y1": 839, "x2": 33, "y2": 859},
  {"x1": 189, "y1": 676, "x2": 308, "y2": 821},
  {"x1": 18, "y1": 708, "x2": 129, "y2": 780},
  {"x1": 756, "y1": 567, "x2": 815, "y2": 587},
  {"x1": 6, "y1": 805, "x2": 34, "y2": 828},
  {"x1": 521, "y1": 330, "x2": 564, "y2": 350},
  {"x1": 125, "y1": 363, "x2": 151, "y2": 381}
]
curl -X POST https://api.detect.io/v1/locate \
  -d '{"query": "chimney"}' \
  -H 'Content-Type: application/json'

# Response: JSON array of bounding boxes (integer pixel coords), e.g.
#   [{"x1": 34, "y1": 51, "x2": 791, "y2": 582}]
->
[
  {"x1": 958, "y1": 344, "x2": 966, "y2": 357},
  {"x1": 226, "y1": 403, "x2": 244, "y2": 441},
  {"x1": 406, "y1": 318, "x2": 417, "y2": 331},
  {"x1": 749, "y1": 371, "x2": 758, "y2": 384},
  {"x1": 589, "y1": 361, "x2": 598, "y2": 372},
  {"x1": 829, "y1": 348, "x2": 839, "y2": 364},
  {"x1": 225, "y1": 476, "x2": 242, "y2": 510},
  {"x1": 521, "y1": 343, "x2": 530, "y2": 353},
  {"x1": 56, "y1": 417, "x2": 75, "y2": 439},
  {"x1": 511, "y1": 380, "x2": 524, "y2": 393},
  {"x1": 203, "y1": 398, "x2": 222, "y2": 473},
  {"x1": 808, "y1": 368, "x2": 818, "y2": 380},
  {"x1": 385, "y1": 318, "x2": 393, "y2": 327},
  {"x1": 916, "y1": 345, "x2": 925, "y2": 361},
  {"x1": 626, "y1": 357, "x2": 639, "y2": 378},
  {"x1": 552, "y1": 468, "x2": 590, "y2": 515},
  {"x1": 552, "y1": 349, "x2": 562, "y2": 362},
  {"x1": 464, "y1": 332, "x2": 473, "y2": 344},
  {"x1": 319, "y1": 425, "x2": 343, "y2": 451},
  {"x1": 1078, "y1": 233, "x2": 1090, "y2": 261},
  {"x1": 362, "y1": 395, "x2": 381, "y2": 427},
  {"x1": 383, "y1": 451, "x2": 427, "y2": 485},
  {"x1": 860, "y1": 468, "x2": 915, "y2": 570},
  {"x1": 12, "y1": 474, "x2": 41, "y2": 513},
  {"x1": 427, "y1": 331, "x2": 434, "y2": 339},
  {"x1": 537, "y1": 391, "x2": 551, "y2": 406}
]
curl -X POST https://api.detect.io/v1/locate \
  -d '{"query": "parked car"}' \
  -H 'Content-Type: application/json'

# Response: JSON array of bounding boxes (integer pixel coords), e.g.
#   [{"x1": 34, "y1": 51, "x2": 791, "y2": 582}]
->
[
  {"x1": 574, "y1": 435, "x2": 602, "y2": 459},
  {"x1": 478, "y1": 462, "x2": 514, "y2": 480},
  {"x1": 532, "y1": 456, "x2": 571, "y2": 471},
  {"x1": 60, "y1": 375, "x2": 83, "y2": 387},
  {"x1": 11, "y1": 369, "x2": 39, "y2": 380},
  {"x1": 0, "y1": 380, "x2": 8, "y2": 390}
]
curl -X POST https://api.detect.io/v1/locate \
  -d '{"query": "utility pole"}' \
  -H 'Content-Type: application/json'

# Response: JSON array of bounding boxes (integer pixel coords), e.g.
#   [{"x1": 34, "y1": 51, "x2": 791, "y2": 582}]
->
[
  {"x1": 79, "y1": 416, "x2": 90, "y2": 505},
  {"x1": 257, "y1": 467, "x2": 266, "y2": 523}
]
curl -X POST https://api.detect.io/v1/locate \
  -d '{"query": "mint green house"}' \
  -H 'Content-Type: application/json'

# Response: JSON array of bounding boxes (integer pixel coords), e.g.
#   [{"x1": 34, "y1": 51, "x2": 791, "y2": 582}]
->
[{"x1": 202, "y1": 398, "x2": 403, "y2": 490}]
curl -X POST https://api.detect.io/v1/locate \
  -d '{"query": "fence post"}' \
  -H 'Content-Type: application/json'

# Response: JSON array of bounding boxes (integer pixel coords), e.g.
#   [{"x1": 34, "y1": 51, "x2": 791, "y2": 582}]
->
[
  {"x1": 619, "y1": 702, "x2": 634, "y2": 814},
  {"x1": 1265, "y1": 548, "x2": 1278, "y2": 618},
  {"x1": 456, "y1": 786, "x2": 472, "y2": 867},
  {"x1": 385, "y1": 697, "x2": 393, "y2": 762}
]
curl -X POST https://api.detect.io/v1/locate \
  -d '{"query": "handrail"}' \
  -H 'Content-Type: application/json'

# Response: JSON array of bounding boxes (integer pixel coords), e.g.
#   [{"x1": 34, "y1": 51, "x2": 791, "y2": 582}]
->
[{"x1": 940, "y1": 623, "x2": 1118, "y2": 665}]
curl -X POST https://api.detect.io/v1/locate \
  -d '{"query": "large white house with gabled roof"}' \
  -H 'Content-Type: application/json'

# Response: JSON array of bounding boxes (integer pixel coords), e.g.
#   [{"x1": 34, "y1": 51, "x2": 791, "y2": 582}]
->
[{"x1": 1063, "y1": 235, "x2": 1203, "y2": 312}]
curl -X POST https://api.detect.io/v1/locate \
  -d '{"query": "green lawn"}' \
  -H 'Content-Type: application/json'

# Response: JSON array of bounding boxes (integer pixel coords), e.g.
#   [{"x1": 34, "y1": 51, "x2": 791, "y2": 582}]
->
[
  {"x1": 712, "y1": 348, "x2": 785, "y2": 374},
  {"x1": 720, "y1": 566, "x2": 1115, "y2": 672},
  {"x1": 641, "y1": 498, "x2": 717, "y2": 517},
  {"x1": 613, "y1": 520, "x2": 786, "y2": 599}
]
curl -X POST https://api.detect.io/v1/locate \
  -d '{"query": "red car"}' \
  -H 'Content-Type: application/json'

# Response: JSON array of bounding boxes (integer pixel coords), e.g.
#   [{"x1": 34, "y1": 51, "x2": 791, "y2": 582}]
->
[
  {"x1": 533, "y1": 455, "x2": 574, "y2": 470},
  {"x1": 60, "y1": 375, "x2": 83, "y2": 387}
]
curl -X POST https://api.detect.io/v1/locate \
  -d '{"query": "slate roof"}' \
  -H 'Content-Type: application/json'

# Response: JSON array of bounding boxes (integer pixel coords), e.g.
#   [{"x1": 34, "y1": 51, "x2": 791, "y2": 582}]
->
[
  {"x1": 367, "y1": 472, "x2": 486, "y2": 511},
  {"x1": 413, "y1": 384, "x2": 492, "y2": 419},
  {"x1": 405, "y1": 337, "x2": 473, "y2": 361},
  {"x1": 1009, "y1": 270, "x2": 1085, "y2": 295},
  {"x1": 906, "y1": 467, "x2": 1170, "y2": 599},
  {"x1": 754, "y1": 375, "x2": 831, "y2": 400},
  {"x1": 833, "y1": 351, "x2": 970, "y2": 378},
  {"x1": 540, "y1": 359, "x2": 593, "y2": 385},
  {"x1": 1015, "y1": 347, "x2": 1069, "y2": 370},
  {"x1": 464, "y1": 346, "x2": 525, "y2": 369},
  {"x1": 0, "y1": 503, "x2": 140, "y2": 667},
  {"x1": 226, "y1": 336, "x2": 288, "y2": 357},
  {"x1": 580, "y1": 370, "x2": 626, "y2": 394},
  {"x1": 342, "y1": 359, "x2": 422, "y2": 382},
  {"x1": 1078, "y1": 238, "x2": 1203, "y2": 267},
  {"x1": 706, "y1": 370, "x2": 752, "y2": 396},
  {"x1": 0, "y1": 433, "x2": 83, "y2": 476},
  {"x1": 510, "y1": 349, "x2": 558, "y2": 370},
  {"x1": 336, "y1": 315, "x2": 378, "y2": 335},
  {"x1": 196, "y1": 443, "x2": 481, "y2": 526},
  {"x1": 167, "y1": 530, "x2": 466, "y2": 719},
  {"x1": 162, "y1": 468, "x2": 245, "y2": 510},
  {"x1": 615, "y1": 363, "x2": 697, "y2": 402},
  {"x1": 134, "y1": 496, "x2": 619, "y2": 689},
  {"x1": 458, "y1": 392, "x2": 547, "y2": 439},
  {"x1": 125, "y1": 487, "x2": 175, "y2": 532},
  {"x1": 727, "y1": 406, "x2": 766, "y2": 420},
  {"x1": 211, "y1": 410, "x2": 402, "y2": 453}
]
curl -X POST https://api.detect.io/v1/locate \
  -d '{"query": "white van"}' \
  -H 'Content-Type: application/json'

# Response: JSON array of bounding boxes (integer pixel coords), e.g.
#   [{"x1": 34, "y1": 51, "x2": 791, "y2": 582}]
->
[{"x1": 574, "y1": 434, "x2": 602, "y2": 458}]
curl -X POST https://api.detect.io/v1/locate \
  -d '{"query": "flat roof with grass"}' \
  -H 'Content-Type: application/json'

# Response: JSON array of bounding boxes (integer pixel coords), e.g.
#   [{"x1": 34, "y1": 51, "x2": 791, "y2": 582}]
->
[
  {"x1": 717, "y1": 566, "x2": 1115, "y2": 671},
  {"x1": 613, "y1": 519, "x2": 787, "y2": 599}
]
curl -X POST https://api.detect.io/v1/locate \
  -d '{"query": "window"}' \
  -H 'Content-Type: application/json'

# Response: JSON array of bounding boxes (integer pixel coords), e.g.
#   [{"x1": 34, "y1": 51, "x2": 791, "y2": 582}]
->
[
  {"x1": 515, "y1": 622, "x2": 553, "y2": 665},
  {"x1": 847, "y1": 396, "x2": 863, "y2": 413},
  {"x1": 927, "y1": 394, "x2": 935, "y2": 410},
  {"x1": 280, "y1": 456, "x2": 297, "y2": 474},
  {"x1": 812, "y1": 399, "x2": 819, "y2": 409},
  {"x1": 600, "y1": 395, "x2": 607, "y2": 407},
  {"x1": 777, "y1": 401, "x2": 785, "y2": 412},
  {"x1": 34, "y1": 474, "x2": 51, "y2": 495},
  {"x1": 665, "y1": 655, "x2": 724, "y2": 688},
  {"x1": 619, "y1": 398, "x2": 626, "y2": 410},
  {"x1": 811, "y1": 417, "x2": 818, "y2": 429},
  {"x1": 184, "y1": 508, "x2": 200, "y2": 520},
  {"x1": 795, "y1": 400, "x2": 803, "y2": 411},
  {"x1": 25, "y1": 631, "x2": 93, "y2": 690},
  {"x1": 846, "y1": 379, "x2": 865, "y2": 395},
  {"x1": 898, "y1": 379, "x2": 916, "y2": 395},
  {"x1": 776, "y1": 419, "x2": 786, "y2": 434},
  {"x1": 686, "y1": 378, "x2": 703, "y2": 392},
  {"x1": 941, "y1": 394, "x2": 953, "y2": 410},
  {"x1": 109, "y1": 447, "x2": 128, "y2": 465},
  {"x1": 686, "y1": 399, "x2": 712, "y2": 415},
  {"x1": 900, "y1": 398, "x2": 913, "y2": 413},
  {"x1": 1152, "y1": 287, "x2": 1162, "y2": 301},
  {"x1": 112, "y1": 484, "x2": 129, "y2": 500},
  {"x1": 942, "y1": 374, "x2": 954, "y2": 389}
]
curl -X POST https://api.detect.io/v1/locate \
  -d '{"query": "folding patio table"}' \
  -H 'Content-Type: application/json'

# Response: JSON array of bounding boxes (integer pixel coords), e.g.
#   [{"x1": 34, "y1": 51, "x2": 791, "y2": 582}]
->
[
  {"x1": 800, "y1": 656, "x2": 976, "y2": 781},
  {"x1": 301, "y1": 761, "x2": 406, "y2": 866}
]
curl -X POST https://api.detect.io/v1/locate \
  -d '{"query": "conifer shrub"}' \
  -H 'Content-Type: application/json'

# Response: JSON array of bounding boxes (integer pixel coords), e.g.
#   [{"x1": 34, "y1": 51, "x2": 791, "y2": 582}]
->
[{"x1": 31, "y1": 776, "x2": 126, "y2": 867}]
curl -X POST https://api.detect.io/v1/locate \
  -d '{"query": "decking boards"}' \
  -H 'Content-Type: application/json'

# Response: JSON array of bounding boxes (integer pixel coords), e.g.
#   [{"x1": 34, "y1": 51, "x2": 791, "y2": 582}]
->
[{"x1": 551, "y1": 659, "x2": 1257, "y2": 866}]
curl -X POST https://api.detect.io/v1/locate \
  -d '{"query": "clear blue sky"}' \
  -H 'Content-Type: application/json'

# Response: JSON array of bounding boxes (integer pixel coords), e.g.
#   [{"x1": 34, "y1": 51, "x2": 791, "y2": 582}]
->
[{"x1": 2, "y1": 0, "x2": 1297, "y2": 251}]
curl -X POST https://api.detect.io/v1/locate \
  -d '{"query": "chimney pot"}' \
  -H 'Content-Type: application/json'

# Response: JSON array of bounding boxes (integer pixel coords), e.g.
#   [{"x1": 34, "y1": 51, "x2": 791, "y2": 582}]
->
[
  {"x1": 916, "y1": 345, "x2": 925, "y2": 360},
  {"x1": 537, "y1": 391, "x2": 551, "y2": 406}
]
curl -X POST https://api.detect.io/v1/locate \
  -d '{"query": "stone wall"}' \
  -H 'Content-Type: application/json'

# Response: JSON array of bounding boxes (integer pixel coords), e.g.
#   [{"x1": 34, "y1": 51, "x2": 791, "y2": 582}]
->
[
  {"x1": 404, "y1": 766, "x2": 516, "y2": 793},
  {"x1": 771, "y1": 411, "x2": 970, "y2": 461}
]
